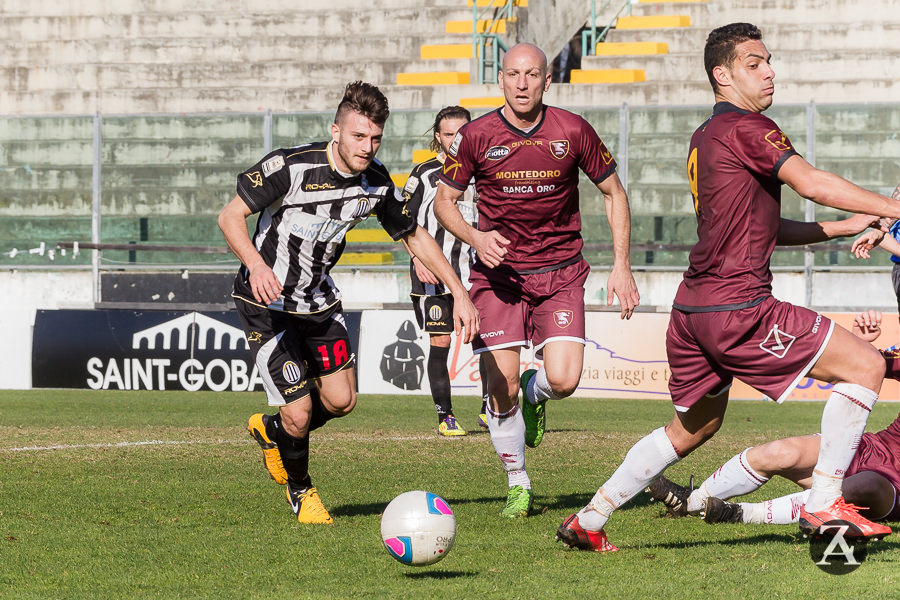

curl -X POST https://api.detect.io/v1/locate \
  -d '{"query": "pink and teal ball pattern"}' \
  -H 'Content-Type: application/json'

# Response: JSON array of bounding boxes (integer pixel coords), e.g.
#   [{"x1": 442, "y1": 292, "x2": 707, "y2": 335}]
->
[{"x1": 426, "y1": 492, "x2": 453, "y2": 516}]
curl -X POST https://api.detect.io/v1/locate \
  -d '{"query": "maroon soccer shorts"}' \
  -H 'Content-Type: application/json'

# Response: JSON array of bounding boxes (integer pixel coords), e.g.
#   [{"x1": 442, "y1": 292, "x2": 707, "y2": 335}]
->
[
  {"x1": 468, "y1": 258, "x2": 588, "y2": 358},
  {"x1": 666, "y1": 296, "x2": 833, "y2": 411},
  {"x1": 848, "y1": 431, "x2": 900, "y2": 521},
  {"x1": 235, "y1": 298, "x2": 355, "y2": 406}
]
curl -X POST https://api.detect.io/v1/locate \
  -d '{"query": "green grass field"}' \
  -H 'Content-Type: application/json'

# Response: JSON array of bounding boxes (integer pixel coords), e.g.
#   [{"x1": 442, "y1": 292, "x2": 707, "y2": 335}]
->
[{"x1": 2, "y1": 390, "x2": 899, "y2": 599}]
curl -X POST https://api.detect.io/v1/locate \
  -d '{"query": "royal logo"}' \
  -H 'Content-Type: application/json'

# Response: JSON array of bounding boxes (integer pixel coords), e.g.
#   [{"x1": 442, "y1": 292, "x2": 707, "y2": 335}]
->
[
  {"x1": 554, "y1": 310, "x2": 573, "y2": 328},
  {"x1": 245, "y1": 171, "x2": 263, "y2": 188},
  {"x1": 550, "y1": 140, "x2": 570, "y2": 159},
  {"x1": 759, "y1": 324, "x2": 796, "y2": 359},
  {"x1": 485, "y1": 146, "x2": 510, "y2": 161},
  {"x1": 132, "y1": 313, "x2": 247, "y2": 351},
  {"x1": 765, "y1": 129, "x2": 792, "y2": 152}
]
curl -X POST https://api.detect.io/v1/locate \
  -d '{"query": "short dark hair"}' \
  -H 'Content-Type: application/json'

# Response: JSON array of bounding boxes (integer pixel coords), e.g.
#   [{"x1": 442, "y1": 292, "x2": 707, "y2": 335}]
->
[
  {"x1": 704, "y1": 23, "x2": 763, "y2": 92},
  {"x1": 334, "y1": 81, "x2": 390, "y2": 127},
  {"x1": 429, "y1": 106, "x2": 471, "y2": 152}
]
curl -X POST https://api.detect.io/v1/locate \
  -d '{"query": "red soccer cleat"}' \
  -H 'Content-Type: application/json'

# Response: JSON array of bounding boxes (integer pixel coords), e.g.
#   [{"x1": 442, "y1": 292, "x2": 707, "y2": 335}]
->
[
  {"x1": 799, "y1": 497, "x2": 892, "y2": 540},
  {"x1": 556, "y1": 513, "x2": 618, "y2": 552}
]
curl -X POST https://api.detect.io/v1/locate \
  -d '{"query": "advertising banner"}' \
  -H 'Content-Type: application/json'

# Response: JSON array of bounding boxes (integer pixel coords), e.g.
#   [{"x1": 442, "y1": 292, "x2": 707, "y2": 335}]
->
[
  {"x1": 358, "y1": 310, "x2": 900, "y2": 402},
  {"x1": 32, "y1": 309, "x2": 361, "y2": 392}
]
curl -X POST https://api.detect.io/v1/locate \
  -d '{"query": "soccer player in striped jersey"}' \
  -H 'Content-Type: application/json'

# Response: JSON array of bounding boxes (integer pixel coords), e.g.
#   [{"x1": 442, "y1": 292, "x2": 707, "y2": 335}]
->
[
  {"x1": 218, "y1": 81, "x2": 479, "y2": 525},
  {"x1": 405, "y1": 106, "x2": 489, "y2": 436}
]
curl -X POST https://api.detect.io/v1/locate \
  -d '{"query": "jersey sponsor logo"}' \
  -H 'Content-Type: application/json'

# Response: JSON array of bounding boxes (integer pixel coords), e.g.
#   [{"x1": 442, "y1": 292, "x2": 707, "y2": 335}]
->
[
  {"x1": 287, "y1": 211, "x2": 354, "y2": 243},
  {"x1": 553, "y1": 310, "x2": 573, "y2": 328},
  {"x1": 262, "y1": 155, "x2": 285, "y2": 177},
  {"x1": 485, "y1": 145, "x2": 510, "y2": 160},
  {"x1": 759, "y1": 323, "x2": 796, "y2": 358},
  {"x1": 443, "y1": 156, "x2": 462, "y2": 180},
  {"x1": 448, "y1": 132, "x2": 462, "y2": 157},
  {"x1": 549, "y1": 140, "x2": 570, "y2": 159},
  {"x1": 304, "y1": 182, "x2": 336, "y2": 191},
  {"x1": 245, "y1": 171, "x2": 263, "y2": 188},
  {"x1": 503, "y1": 184, "x2": 556, "y2": 194},
  {"x1": 494, "y1": 169, "x2": 561, "y2": 180},
  {"x1": 282, "y1": 361, "x2": 302, "y2": 384},
  {"x1": 764, "y1": 129, "x2": 792, "y2": 152},
  {"x1": 403, "y1": 176, "x2": 420, "y2": 194}
]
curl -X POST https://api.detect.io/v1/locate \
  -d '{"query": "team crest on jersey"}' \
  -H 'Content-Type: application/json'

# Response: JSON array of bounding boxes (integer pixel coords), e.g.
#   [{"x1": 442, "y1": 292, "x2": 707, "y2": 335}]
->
[
  {"x1": 448, "y1": 132, "x2": 463, "y2": 157},
  {"x1": 282, "y1": 361, "x2": 302, "y2": 384},
  {"x1": 764, "y1": 129, "x2": 792, "y2": 152},
  {"x1": 428, "y1": 305, "x2": 443, "y2": 321},
  {"x1": 600, "y1": 147, "x2": 614, "y2": 165},
  {"x1": 549, "y1": 140, "x2": 570, "y2": 159},
  {"x1": 404, "y1": 176, "x2": 420, "y2": 194},
  {"x1": 554, "y1": 310, "x2": 574, "y2": 328},
  {"x1": 485, "y1": 145, "x2": 510, "y2": 161},
  {"x1": 759, "y1": 324, "x2": 796, "y2": 358},
  {"x1": 262, "y1": 155, "x2": 284, "y2": 177},
  {"x1": 443, "y1": 156, "x2": 462, "y2": 179},
  {"x1": 350, "y1": 198, "x2": 372, "y2": 220},
  {"x1": 245, "y1": 171, "x2": 263, "y2": 188}
]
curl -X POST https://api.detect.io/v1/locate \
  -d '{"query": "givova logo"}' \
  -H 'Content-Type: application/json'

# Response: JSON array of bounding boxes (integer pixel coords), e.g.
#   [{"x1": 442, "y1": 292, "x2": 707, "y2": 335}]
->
[{"x1": 86, "y1": 312, "x2": 264, "y2": 392}]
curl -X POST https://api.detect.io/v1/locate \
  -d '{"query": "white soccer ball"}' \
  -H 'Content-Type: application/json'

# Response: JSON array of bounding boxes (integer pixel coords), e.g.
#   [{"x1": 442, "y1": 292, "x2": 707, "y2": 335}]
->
[{"x1": 380, "y1": 490, "x2": 456, "y2": 566}]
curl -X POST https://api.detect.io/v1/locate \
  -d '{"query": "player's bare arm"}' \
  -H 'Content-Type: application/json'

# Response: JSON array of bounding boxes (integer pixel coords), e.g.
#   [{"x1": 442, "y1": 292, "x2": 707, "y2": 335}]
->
[
  {"x1": 778, "y1": 155, "x2": 900, "y2": 220},
  {"x1": 404, "y1": 225, "x2": 480, "y2": 342},
  {"x1": 598, "y1": 172, "x2": 640, "y2": 319},
  {"x1": 434, "y1": 182, "x2": 510, "y2": 268},
  {"x1": 776, "y1": 213, "x2": 879, "y2": 246},
  {"x1": 217, "y1": 194, "x2": 283, "y2": 305}
]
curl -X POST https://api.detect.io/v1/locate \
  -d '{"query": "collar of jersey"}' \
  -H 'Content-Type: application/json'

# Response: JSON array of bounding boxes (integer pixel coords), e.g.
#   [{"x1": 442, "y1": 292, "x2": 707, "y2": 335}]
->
[
  {"x1": 496, "y1": 105, "x2": 547, "y2": 138},
  {"x1": 326, "y1": 140, "x2": 357, "y2": 179},
  {"x1": 712, "y1": 101, "x2": 750, "y2": 117}
]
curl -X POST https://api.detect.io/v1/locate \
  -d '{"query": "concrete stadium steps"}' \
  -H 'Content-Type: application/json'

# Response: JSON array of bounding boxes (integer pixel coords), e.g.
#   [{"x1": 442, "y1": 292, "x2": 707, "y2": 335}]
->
[
  {"x1": 1, "y1": 0, "x2": 468, "y2": 14},
  {"x1": 582, "y1": 49, "x2": 900, "y2": 84},
  {"x1": 2, "y1": 34, "x2": 474, "y2": 65}
]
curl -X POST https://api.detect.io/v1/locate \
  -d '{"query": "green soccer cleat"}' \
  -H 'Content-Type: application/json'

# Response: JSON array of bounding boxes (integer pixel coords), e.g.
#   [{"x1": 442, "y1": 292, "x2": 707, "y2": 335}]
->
[
  {"x1": 501, "y1": 485, "x2": 533, "y2": 519},
  {"x1": 520, "y1": 369, "x2": 545, "y2": 448}
]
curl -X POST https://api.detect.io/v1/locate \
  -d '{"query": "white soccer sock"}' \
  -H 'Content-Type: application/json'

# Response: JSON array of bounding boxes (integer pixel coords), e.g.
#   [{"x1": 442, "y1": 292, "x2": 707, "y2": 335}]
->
[
  {"x1": 806, "y1": 383, "x2": 877, "y2": 512},
  {"x1": 577, "y1": 427, "x2": 680, "y2": 531},
  {"x1": 486, "y1": 402, "x2": 530, "y2": 489},
  {"x1": 742, "y1": 491, "x2": 809, "y2": 524},
  {"x1": 687, "y1": 448, "x2": 769, "y2": 513},
  {"x1": 526, "y1": 367, "x2": 560, "y2": 404}
]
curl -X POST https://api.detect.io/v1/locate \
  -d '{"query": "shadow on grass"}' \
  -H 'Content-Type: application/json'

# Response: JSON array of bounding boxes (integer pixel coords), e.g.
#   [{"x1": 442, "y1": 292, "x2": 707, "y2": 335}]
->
[
  {"x1": 332, "y1": 491, "x2": 657, "y2": 518},
  {"x1": 403, "y1": 570, "x2": 479, "y2": 579}
]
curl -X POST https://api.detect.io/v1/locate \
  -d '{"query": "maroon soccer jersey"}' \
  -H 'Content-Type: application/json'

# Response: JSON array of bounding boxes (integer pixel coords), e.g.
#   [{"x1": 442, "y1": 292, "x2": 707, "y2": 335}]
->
[
  {"x1": 439, "y1": 106, "x2": 617, "y2": 271},
  {"x1": 673, "y1": 102, "x2": 799, "y2": 311}
]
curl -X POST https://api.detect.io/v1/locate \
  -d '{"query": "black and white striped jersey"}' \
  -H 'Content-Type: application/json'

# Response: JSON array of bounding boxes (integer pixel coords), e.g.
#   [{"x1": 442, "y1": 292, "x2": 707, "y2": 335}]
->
[
  {"x1": 405, "y1": 154, "x2": 477, "y2": 293},
  {"x1": 232, "y1": 140, "x2": 415, "y2": 314}
]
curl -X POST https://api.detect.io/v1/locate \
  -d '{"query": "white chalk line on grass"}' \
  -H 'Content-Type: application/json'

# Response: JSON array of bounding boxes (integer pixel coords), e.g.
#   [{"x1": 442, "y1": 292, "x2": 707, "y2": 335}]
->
[{"x1": 5, "y1": 434, "x2": 443, "y2": 452}]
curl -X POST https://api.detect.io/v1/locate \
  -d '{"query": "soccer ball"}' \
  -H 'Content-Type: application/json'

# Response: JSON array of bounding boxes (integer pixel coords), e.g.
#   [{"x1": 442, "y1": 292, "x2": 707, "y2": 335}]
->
[{"x1": 380, "y1": 490, "x2": 456, "y2": 566}]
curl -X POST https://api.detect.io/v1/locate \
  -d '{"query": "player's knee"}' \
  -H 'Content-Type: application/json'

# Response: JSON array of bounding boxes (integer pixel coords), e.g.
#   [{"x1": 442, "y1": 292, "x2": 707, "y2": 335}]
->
[
  {"x1": 280, "y1": 408, "x2": 311, "y2": 438},
  {"x1": 546, "y1": 374, "x2": 578, "y2": 398},
  {"x1": 760, "y1": 439, "x2": 805, "y2": 472},
  {"x1": 323, "y1": 389, "x2": 356, "y2": 417}
]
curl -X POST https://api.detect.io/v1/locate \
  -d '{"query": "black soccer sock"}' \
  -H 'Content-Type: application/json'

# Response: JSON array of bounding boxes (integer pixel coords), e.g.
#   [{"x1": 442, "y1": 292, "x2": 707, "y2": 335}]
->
[
  {"x1": 274, "y1": 424, "x2": 312, "y2": 490},
  {"x1": 428, "y1": 345, "x2": 453, "y2": 422},
  {"x1": 479, "y1": 356, "x2": 489, "y2": 413},
  {"x1": 308, "y1": 387, "x2": 340, "y2": 432}
]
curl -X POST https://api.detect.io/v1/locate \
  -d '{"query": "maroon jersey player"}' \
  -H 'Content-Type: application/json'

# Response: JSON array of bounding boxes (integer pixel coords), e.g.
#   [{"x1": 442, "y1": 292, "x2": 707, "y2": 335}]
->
[
  {"x1": 434, "y1": 43, "x2": 640, "y2": 519},
  {"x1": 649, "y1": 310, "x2": 900, "y2": 527},
  {"x1": 558, "y1": 23, "x2": 900, "y2": 552}
]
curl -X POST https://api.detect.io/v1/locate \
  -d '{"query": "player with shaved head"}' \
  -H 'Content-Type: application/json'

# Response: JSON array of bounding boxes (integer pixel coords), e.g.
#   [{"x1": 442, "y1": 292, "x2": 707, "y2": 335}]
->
[{"x1": 434, "y1": 43, "x2": 640, "y2": 519}]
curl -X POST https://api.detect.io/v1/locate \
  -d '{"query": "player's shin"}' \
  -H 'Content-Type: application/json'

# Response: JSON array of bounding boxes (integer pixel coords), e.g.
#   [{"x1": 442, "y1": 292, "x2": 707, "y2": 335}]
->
[
  {"x1": 486, "y1": 402, "x2": 530, "y2": 489},
  {"x1": 806, "y1": 383, "x2": 877, "y2": 511},
  {"x1": 275, "y1": 425, "x2": 312, "y2": 489},
  {"x1": 578, "y1": 427, "x2": 681, "y2": 531},
  {"x1": 689, "y1": 448, "x2": 769, "y2": 513}
]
